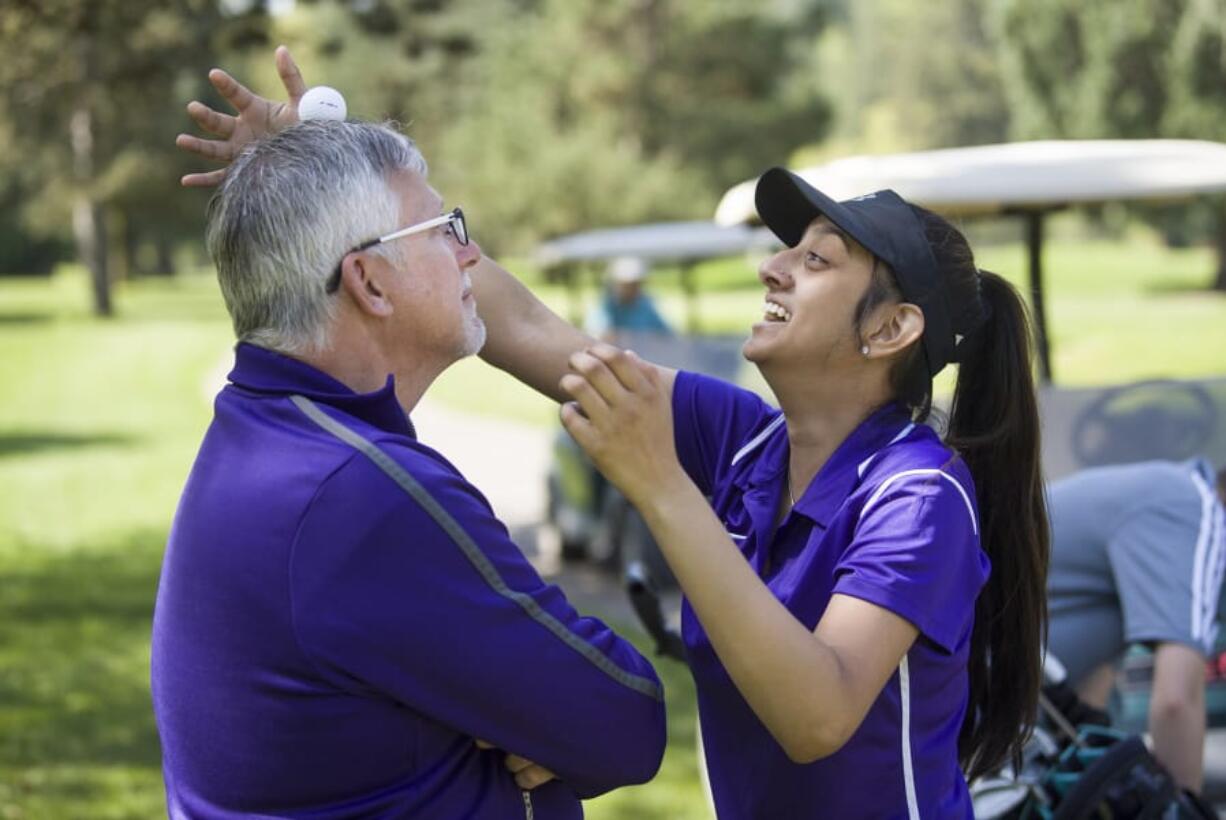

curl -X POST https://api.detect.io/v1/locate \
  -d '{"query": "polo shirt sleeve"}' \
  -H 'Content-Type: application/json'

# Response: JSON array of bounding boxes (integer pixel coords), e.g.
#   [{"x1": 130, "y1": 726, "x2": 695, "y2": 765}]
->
[
  {"x1": 671, "y1": 370, "x2": 776, "y2": 495},
  {"x1": 1108, "y1": 494, "x2": 1219, "y2": 653},
  {"x1": 288, "y1": 450, "x2": 666, "y2": 799},
  {"x1": 832, "y1": 473, "x2": 989, "y2": 653}
]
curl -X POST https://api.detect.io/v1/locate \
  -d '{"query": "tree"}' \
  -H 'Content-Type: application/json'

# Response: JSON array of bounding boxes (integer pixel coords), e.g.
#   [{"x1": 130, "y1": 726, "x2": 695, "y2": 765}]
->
[
  {"x1": 995, "y1": 0, "x2": 1226, "y2": 290},
  {"x1": 0, "y1": 0, "x2": 269, "y2": 314},
  {"x1": 802, "y1": 0, "x2": 1010, "y2": 161},
  {"x1": 285, "y1": 0, "x2": 832, "y2": 253}
]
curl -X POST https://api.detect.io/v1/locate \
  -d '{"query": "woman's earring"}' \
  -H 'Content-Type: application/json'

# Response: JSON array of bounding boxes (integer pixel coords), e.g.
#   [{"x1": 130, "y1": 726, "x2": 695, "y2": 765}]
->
[{"x1": 860, "y1": 345, "x2": 870, "y2": 357}]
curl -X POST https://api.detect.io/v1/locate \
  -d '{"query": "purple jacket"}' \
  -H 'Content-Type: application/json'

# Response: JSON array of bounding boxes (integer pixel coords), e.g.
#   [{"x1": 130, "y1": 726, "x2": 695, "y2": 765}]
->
[{"x1": 151, "y1": 344, "x2": 665, "y2": 819}]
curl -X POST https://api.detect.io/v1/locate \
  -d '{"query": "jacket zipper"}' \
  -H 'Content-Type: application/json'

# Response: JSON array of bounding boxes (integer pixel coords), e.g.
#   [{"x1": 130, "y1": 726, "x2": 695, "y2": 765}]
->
[{"x1": 521, "y1": 790, "x2": 534, "y2": 820}]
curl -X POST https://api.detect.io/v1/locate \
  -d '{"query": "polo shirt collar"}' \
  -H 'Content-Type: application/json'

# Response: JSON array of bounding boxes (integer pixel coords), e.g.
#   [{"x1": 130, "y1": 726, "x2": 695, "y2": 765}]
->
[
  {"x1": 737, "y1": 402, "x2": 913, "y2": 529},
  {"x1": 794, "y1": 402, "x2": 913, "y2": 526},
  {"x1": 227, "y1": 342, "x2": 416, "y2": 438}
]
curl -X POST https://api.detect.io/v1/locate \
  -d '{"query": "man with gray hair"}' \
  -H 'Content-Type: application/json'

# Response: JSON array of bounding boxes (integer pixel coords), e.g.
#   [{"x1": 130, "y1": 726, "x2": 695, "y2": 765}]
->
[{"x1": 153, "y1": 115, "x2": 665, "y2": 818}]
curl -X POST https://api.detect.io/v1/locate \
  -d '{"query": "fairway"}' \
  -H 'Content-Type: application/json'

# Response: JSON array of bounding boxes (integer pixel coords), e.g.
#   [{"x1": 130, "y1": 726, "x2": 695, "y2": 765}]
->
[{"x1": 0, "y1": 232, "x2": 1223, "y2": 817}]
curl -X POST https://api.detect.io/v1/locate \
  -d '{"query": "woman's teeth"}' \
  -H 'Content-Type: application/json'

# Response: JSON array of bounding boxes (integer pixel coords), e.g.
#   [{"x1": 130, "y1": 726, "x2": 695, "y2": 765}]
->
[{"x1": 764, "y1": 301, "x2": 791, "y2": 322}]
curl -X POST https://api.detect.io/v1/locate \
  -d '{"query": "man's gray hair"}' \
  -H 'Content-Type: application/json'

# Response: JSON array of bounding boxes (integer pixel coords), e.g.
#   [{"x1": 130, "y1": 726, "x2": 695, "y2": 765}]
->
[{"x1": 206, "y1": 120, "x2": 428, "y2": 353}]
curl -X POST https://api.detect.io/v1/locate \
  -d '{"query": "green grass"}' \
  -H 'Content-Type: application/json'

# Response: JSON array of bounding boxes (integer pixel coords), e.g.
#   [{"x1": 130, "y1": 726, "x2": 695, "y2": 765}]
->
[
  {"x1": 0, "y1": 270, "x2": 707, "y2": 818},
  {"x1": 0, "y1": 232, "x2": 1224, "y2": 817},
  {"x1": 0, "y1": 272, "x2": 231, "y2": 818}
]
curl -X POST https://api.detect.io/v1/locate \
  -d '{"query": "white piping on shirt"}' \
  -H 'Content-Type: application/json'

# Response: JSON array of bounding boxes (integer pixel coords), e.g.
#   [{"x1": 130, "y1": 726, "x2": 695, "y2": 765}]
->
[
  {"x1": 859, "y1": 469, "x2": 979, "y2": 536},
  {"x1": 730, "y1": 415, "x2": 786, "y2": 467},
  {"x1": 1190, "y1": 469, "x2": 1225, "y2": 645},
  {"x1": 1207, "y1": 502, "x2": 1226, "y2": 647},
  {"x1": 857, "y1": 423, "x2": 917, "y2": 478},
  {"x1": 899, "y1": 656, "x2": 920, "y2": 820}
]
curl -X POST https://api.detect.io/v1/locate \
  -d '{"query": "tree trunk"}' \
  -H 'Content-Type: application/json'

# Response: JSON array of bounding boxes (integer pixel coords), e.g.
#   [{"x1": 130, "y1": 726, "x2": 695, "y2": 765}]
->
[
  {"x1": 70, "y1": 105, "x2": 112, "y2": 316},
  {"x1": 1214, "y1": 211, "x2": 1226, "y2": 292},
  {"x1": 118, "y1": 211, "x2": 137, "y2": 279},
  {"x1": 155, "y1": 236, "x2": 176, "y2": 276}
]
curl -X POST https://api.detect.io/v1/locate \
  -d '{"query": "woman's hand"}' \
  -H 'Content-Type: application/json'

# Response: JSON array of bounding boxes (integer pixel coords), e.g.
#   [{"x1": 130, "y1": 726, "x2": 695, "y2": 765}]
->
[
  {"x1": 176, "y1": 45, "x2": 307, "y2": 187},
  {"x1": 559, "y1": 344, "x2": 686, "y2": 509}
]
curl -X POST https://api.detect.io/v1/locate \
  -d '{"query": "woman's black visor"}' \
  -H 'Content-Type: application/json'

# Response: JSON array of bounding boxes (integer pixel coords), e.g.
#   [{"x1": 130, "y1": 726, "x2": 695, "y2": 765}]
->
[{"x1": 754, "y1": 166, "x2": 957, "y2": 377}]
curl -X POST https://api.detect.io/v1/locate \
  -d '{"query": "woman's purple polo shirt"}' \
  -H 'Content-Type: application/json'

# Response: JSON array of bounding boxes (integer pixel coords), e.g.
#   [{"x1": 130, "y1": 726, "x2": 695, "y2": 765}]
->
[{"x1": 672, "y1": 372, "x2": 989, "y2": 819}]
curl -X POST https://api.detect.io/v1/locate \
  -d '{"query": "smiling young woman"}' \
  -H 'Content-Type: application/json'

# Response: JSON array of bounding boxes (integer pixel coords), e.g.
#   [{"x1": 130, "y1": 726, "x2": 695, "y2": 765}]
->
[{"x1": 479, "y1": 168, "x2": 1050, "y2": 819}]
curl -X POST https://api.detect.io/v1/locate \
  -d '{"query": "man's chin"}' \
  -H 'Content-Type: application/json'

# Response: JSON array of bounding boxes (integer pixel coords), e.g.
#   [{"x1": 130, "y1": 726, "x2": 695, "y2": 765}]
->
[{"x1": 462, "y1": 318, "x2": 488, "y2": 359}]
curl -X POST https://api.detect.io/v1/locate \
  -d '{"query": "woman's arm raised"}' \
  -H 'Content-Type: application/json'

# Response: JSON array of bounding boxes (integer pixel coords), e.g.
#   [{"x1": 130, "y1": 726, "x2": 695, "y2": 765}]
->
[{"x1": 471, "y1": 256, "x2": 597, "y2": 404}]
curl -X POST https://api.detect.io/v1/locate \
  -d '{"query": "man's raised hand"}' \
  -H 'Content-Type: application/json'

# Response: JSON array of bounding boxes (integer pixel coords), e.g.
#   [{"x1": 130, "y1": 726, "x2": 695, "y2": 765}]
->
[{"x1": 176, "y1": 46, "x2": 307, "y2": 188}]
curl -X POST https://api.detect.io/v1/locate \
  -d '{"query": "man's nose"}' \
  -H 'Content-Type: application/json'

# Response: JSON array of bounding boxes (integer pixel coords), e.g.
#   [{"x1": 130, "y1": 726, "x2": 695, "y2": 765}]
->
[{"x1": 457, "y1": 239, "x2": 482, "y2": 269}]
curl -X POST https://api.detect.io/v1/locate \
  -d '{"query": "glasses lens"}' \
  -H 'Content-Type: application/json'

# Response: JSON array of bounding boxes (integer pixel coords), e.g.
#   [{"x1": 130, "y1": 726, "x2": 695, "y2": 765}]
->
[{"x1": 453, "y1": 208, "x2": 469, "y2": 246}]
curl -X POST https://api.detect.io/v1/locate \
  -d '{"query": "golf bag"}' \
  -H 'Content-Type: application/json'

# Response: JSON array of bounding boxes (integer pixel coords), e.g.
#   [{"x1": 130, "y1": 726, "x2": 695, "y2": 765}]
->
[{"x1": 970, "y1": 672, "x2": 1216, "y2": 819}]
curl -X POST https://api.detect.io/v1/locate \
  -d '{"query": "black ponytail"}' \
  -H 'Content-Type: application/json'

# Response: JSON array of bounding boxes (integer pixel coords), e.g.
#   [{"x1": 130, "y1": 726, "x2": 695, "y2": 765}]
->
[
  {"x1": 855, "y1": 208, "x2": 1050, "y2": 781},
  {"x1": 946, "y1": 269, "x2": 1049, "y2": 781}
]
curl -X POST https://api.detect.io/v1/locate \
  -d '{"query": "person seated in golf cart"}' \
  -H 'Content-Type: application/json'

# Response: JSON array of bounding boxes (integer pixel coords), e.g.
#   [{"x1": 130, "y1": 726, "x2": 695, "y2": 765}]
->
[{"x1": 584, "y1": 256, "x2": 672, "y2": 343}]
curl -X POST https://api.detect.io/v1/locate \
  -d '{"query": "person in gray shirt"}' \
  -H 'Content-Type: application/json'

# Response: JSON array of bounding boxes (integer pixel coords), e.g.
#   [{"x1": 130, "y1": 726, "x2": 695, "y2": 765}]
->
[{"x1": 1047, "y1": 457, "x2": 1226, "y2": 792}]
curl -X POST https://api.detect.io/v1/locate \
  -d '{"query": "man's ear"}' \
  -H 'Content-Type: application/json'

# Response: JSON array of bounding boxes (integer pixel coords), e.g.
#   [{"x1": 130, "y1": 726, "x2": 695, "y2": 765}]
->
[
  {"x1": 339, "y1": 252, "x2": 394, "y2": 318},
  {"x1": 864, "y1": 302, "x2": 924, "y2": 358}
]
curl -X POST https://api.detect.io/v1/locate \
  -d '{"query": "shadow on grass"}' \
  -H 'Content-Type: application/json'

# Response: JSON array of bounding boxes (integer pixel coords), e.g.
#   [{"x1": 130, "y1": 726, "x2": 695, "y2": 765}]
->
[
  {"x1": 1144, "y1": 278, "x2": 1226, "y2": 296},
  {"x1": 112, "y1": 289, "x2": 228, "y2": 325},
  {"x1": 0, "y1": 432, "x2": 138, "y2": 459},
  {"x1": 0, "y1": 528, "x2": 165, "y2": 773},
  {"x1": 0, "y1": 312, "x2": 55, "y2": 326}
]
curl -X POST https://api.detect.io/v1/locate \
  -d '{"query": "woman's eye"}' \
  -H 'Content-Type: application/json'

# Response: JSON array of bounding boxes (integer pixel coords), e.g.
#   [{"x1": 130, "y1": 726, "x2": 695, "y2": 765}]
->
[{"x1": 807, "y1": 252, "x2": 826, "y2": 266}]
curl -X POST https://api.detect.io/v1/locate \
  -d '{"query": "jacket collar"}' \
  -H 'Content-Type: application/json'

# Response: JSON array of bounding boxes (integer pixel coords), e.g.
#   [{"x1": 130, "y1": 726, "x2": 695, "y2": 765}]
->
[{"x1": 226, "y1": 342, "x2": 415, "y2": 438}]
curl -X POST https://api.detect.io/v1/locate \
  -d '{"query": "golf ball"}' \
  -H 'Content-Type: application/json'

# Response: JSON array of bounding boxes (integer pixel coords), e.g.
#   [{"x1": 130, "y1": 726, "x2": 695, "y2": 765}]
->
[{"x1": 299, "y1": 86, "x2": 347, "y2": 122}]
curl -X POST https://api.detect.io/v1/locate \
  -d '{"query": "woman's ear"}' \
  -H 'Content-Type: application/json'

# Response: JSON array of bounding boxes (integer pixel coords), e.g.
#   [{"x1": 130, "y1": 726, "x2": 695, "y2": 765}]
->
[
  {"x1": 339, "y1": 253, "x2": 394, "y2": 318},
  {"x1": 864, "y1": 302, "x2": 924, "y2": 358}
]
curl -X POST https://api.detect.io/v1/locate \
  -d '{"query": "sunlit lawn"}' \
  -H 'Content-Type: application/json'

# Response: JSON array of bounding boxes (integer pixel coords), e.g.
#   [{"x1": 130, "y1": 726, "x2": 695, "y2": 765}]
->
[{"x1": 0, "y1": 230, "x2": 1223, "y2": 817}]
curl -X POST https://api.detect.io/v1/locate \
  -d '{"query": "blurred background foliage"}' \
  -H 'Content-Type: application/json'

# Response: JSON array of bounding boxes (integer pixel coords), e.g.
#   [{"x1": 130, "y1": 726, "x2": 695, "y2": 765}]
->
[
  {"x1": 4, "y1": 2, "x2": 1226, "y2": 816},
  {"x1": 3, "y1": 0, "x2": 1226, "y2": 317}
]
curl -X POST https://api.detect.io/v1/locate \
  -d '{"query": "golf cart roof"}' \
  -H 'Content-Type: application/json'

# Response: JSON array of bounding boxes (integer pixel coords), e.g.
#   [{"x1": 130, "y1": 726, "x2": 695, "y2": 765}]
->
[
  {"x1": 714, "y1": 139, "x2": 1226, "y2": 225},
  {"x1": 536, "y1": 220, "x2": 776, "y2": 268}
]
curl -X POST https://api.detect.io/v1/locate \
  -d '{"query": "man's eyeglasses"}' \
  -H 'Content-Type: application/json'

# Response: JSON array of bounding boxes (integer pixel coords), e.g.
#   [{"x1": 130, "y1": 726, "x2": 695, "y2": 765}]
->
[{"x1": 326, "y1": 207, "x2": 468, "y2": 293}]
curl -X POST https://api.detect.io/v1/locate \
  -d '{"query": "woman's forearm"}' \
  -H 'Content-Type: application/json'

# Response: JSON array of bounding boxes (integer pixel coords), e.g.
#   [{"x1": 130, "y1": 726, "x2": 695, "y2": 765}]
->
[
  {"x1": 472, "y1": 256, "x2": 594, "y2": 403},
  {"x1": 634, "y1": 475, "x2": 873, "y2": 762}
]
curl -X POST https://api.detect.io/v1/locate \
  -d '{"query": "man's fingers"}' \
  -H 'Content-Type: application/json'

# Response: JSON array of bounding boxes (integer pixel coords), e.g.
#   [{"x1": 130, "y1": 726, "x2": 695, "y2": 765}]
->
[
  {"x1": 514, "y1": 764, "x2": 557, "y2": 790},
  {"x1": 175, "y1": 133, "x2": 234, "y2": 162},
  {"x1": 209, "y1": 67, "x2": 258, "y2": 113},
  {"x1": 503, "y1": 753, "x2": 534, "y2": 774},
  {"x1": 186, "y1": 101, "x2": 236, "y2": 138},
  {"x1": 180, "y1": 169, "x2": 227, "y2": 188},
  {"x1": 275, "y1": 45, "x2": 308, "y2": 101}
]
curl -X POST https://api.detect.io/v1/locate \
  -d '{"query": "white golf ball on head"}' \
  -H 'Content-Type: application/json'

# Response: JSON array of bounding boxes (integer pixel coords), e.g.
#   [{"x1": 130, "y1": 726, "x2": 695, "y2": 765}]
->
[{"x1": 298, "y1": 86, "x2": 347, "y2": 122}]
